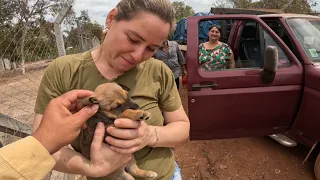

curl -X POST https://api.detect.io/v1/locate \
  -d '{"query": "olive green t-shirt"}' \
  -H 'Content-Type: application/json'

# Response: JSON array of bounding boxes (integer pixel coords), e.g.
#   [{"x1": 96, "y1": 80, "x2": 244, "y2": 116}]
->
[{"x1": 34, "y1": 50, "x2": 182, "y2": 180}]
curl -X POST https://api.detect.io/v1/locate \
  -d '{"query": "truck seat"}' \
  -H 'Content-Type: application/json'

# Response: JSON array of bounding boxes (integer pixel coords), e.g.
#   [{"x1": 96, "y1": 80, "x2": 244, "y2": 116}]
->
[{"x1": 239, "y1": 25, "x2": 261, "y2": 68}]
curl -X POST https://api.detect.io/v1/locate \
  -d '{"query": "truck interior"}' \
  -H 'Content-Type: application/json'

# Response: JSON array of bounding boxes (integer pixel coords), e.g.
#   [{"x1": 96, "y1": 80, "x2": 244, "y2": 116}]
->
[{"x1": 238, "y1": 21, "x2": 261, "y2": 68}]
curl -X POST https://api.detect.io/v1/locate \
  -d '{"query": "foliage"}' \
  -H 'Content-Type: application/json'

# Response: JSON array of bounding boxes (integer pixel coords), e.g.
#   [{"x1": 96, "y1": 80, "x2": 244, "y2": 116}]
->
[
  {"x1": 172, "y1": 1, "x2": 195, "y2": 22},
  {"x1": 65, "y1": 10, "x2": 103, "y2": 53},
  {"x1": 227, "y1": 0, "x2": 318, "y2": 13},
  {"x1": 0, "y1": 0, "x2": 75, "y2": 70}
]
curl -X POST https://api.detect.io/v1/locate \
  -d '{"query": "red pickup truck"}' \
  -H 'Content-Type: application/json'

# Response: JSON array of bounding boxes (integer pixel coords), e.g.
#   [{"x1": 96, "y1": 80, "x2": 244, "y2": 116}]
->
[{"x1": 185, "y1": 13, "x2": 320, "y2": 179}]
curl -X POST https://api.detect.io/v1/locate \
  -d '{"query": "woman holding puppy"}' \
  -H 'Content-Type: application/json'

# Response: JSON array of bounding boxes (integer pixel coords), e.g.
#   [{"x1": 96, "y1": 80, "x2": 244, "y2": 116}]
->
[{"x1": 33, "y1": 0, "x2": 190, "y2": 180}]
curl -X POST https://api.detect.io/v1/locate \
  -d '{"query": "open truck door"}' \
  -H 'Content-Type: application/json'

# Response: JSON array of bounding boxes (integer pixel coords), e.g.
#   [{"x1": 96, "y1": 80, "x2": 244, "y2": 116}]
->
[
  {"x1": 283, "y1": 18, "x2": 320, "y2": 145},
  {"x1": 187, "y1": 15, "x2": 304, "y2": 140}
]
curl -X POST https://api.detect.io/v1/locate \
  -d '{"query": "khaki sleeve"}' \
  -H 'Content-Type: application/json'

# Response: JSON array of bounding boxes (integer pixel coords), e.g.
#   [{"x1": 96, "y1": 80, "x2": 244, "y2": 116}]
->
[
  {"x1": 0, "y1": 136, "x2": 56, "y2": 180},
  {"x1": 158, "y1": 62, "x2": 182, "y2": 112},
  {"x1": 34, "y1": 59, "x2": 66, "y2": 114}
]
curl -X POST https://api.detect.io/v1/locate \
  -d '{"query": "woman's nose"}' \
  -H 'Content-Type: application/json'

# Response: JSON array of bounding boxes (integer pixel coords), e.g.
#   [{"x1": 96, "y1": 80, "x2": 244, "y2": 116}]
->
[{"x1": 130, "y1": 46, "x2": 145, "y2": 62}]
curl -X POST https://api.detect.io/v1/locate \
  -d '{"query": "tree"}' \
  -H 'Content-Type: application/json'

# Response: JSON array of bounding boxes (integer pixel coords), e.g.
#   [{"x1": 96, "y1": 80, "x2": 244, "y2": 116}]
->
[
  {"x1": 0, "y1": 1, "x2": 19, "y2": 26},
  {"x1": 227, "y1": 0, "x2": 317, "y2": 13},
  {"x1": 172, "y1": 1, "x2": 195, "y2": 22},
  {"x1": 9, "y1": 0, "x2": 74, "y2": 74},
  {"x1": 65, "y1": 10, "x2": 103, "y2": 53},
  {"x1": 0, "y1": 0, "x2": 76, "y2": 71}
]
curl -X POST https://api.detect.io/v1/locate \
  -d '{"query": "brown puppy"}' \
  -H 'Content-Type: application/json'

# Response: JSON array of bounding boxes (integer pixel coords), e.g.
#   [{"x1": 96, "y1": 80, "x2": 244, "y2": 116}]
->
[{"x1": 80, "y1": 83, "x2": 157, "y2": 180}]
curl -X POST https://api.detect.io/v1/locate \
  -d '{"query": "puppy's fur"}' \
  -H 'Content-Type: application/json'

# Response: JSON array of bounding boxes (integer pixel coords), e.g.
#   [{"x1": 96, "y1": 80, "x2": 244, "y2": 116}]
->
[{"x1": 80, "y1": 83, "x2": 157, "y2": 180}]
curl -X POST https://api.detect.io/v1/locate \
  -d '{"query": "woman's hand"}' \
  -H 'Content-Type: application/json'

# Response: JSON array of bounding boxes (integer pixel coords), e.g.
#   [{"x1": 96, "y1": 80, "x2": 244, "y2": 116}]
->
[
  {"x1": 105, "y1": 119, "x2": 157, "y2": 154},
  {"x1": 84, "y1": 122, "x2": 132, "y2": 177}
]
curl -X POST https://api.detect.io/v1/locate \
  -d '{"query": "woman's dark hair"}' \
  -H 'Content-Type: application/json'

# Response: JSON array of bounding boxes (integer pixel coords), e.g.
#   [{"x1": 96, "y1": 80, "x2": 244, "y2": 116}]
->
[
  {"x1": 208, "y1": 25, "x2": 221, "y2": 33},
  {"x1": 115, "y1": 0, "x2": 175, "y2": 32}
]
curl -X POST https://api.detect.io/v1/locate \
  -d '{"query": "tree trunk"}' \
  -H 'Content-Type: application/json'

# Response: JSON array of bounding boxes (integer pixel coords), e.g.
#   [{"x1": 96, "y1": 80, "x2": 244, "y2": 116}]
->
[{"x1": 20, "y1": 23, "x2": 27, "y2": 75}]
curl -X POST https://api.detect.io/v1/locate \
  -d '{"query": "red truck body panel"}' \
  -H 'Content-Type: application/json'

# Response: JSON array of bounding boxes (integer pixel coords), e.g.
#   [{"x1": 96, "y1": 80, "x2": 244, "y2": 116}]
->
[{"x1": 186, "y1": 14, "x2": 320, "y2": 148}]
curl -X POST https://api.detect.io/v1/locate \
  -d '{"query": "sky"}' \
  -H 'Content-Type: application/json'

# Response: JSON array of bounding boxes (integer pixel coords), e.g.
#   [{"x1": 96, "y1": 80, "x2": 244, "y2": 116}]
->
[
  {"x1": 73, "y1": 0, "x2": 223, "y2": 25},
  {"x1": 73, "y1": 0, "x2": 320, "y2": 26}
]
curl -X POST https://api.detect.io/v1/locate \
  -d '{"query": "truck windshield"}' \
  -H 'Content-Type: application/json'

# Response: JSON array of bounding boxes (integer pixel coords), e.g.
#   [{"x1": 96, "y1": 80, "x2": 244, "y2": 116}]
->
[{"x1": 287, "y1": 18, "x2": 320, "y2": 63}]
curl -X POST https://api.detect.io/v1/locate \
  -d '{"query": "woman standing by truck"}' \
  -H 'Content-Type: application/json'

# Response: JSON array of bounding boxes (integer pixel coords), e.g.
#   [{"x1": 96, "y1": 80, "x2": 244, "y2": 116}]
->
[{"x1": 199, "y1": 25, "x2": 235, "y2": 70}]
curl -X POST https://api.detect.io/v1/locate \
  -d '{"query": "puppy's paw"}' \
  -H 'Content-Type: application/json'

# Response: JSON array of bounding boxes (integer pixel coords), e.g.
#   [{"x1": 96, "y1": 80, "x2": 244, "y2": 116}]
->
[
  {"x1": 120, "y1": 109, "x2": 151, "y2": 121},
  {"x1": 145, "y1": 171, "x2": 157, "y2": 178},
  {"x1": 139, "y1": 111, "x2": 150, "y2": 121}
]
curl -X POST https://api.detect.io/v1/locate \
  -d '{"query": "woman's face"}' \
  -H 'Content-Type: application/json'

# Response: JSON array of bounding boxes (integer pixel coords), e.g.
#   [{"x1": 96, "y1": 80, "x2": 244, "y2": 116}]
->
[
  {"x1": 208, "y1": 27, "x2": 221, "y2": 41},
  {"x1": 102, "y1": 9, "x2": 170, "y2": 72}
]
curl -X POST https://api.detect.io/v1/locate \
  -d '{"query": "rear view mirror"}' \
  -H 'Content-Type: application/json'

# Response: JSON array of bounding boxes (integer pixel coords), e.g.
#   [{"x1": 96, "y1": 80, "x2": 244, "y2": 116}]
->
[{"x1": 261, "y1": 46, "x2": 278, "y2": 84}]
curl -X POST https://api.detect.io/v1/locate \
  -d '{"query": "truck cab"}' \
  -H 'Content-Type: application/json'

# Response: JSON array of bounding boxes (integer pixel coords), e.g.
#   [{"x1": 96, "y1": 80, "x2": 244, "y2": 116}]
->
[{"x1": 185, "y1": 12, "x2": 320, "y2": 179}]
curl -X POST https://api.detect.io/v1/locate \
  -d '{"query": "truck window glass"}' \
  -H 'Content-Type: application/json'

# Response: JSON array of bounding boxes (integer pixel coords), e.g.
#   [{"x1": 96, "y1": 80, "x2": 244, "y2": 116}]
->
[
  {"x1": 238, "y1": 21, "x2": 261, "y2": 68},
  {"x1": 198, "y1": 19, "x2": 291, "y2": 72},
  {"x1": 263, "y1": 20, "x2": 295, "y2": 53},
  {"x1": 198, "y1": 20, "x2": 235, "y2": 71},
  {"x1": 287, "y1": 18, "x2": 320, "y2": 63},
  {"x1": 263, "y1": 31, "x2": 291, "y2": 68}
]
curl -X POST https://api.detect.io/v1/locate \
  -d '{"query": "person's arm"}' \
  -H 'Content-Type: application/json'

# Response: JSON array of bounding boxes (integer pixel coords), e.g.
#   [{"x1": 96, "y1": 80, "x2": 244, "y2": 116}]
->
[
  {"x1": 0, "y1": 90, "x2": 99, "y2": 180},
  {"x1": 176, "y1": 43, "x2": 186, "y2": 66},
  {"x1": 149, "y1": 106, "x2": 189, "y2": 147},
  {"x1": 176, "y1": 43, "x2": 187, "y2": 76},
  {"x1": 33, "y1": 114, "x2": 91, "y2": 174},
  {"x1": 0, "y1": 136, "x2": 56, "y2": 180},
  {"x1": 228, "y1": 53, "x2": 235, "y2": 69},
  {"x1": 227, "y1": 45, "x2": 235, "y2": 69}
]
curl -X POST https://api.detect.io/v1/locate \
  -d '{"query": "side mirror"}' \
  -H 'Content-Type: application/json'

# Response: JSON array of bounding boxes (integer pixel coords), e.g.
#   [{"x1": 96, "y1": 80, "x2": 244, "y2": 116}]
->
[{"x1": 261, "y1": 46, "x2": 278, "y2": 84}]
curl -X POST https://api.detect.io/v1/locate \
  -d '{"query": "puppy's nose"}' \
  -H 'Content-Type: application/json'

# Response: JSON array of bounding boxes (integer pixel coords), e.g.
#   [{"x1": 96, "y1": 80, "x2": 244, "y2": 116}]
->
[
  {"x1": 127, "y1": 98, "x2": 140, "y2": 110},
  {"x1": 131, "y1": 103, "x2": 140, "y2": 110}
]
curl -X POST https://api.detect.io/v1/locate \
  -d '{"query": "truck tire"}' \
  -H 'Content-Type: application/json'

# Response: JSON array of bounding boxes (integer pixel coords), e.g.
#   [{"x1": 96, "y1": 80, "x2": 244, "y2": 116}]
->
[{"x1": 316, "y1": 153, "x2": 320, "y2": 180}]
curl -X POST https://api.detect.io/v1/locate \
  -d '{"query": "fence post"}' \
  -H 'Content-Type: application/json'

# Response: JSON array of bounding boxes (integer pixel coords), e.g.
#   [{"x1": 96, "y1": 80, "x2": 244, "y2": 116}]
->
[{"x1": 54, "y1": 6, "x2": 72, "y2": 57}]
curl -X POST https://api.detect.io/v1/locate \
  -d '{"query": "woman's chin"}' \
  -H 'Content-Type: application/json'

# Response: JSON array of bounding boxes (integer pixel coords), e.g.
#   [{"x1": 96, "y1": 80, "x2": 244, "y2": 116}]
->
[{"x1": 210, "y1": 38, "x2": 219, "y2": 41}]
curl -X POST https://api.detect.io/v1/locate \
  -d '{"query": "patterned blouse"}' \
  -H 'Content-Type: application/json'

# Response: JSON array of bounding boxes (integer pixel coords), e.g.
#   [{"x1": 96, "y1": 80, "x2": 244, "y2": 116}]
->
[{"x1": 199, "y1": 43, "x2": 233, "y2": 71}]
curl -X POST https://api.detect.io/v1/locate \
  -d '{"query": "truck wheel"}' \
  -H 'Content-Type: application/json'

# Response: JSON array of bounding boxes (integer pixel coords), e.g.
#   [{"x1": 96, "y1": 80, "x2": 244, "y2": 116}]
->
[{"x1": 316, "y1": 153, "x2": 320, "y2": 180}]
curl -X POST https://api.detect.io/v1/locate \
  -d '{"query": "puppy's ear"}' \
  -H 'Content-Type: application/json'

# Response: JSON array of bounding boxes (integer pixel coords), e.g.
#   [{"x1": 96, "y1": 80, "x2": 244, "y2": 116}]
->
[
  {"x1": 81, "y1": 96, "x2": 99, "y2": 106},
  {"x1": 89, "y1": 97, "x2": 99, "y2": 104},
  {"x1": 117, "y1": 83, "x2": 130, "y2": 92}
]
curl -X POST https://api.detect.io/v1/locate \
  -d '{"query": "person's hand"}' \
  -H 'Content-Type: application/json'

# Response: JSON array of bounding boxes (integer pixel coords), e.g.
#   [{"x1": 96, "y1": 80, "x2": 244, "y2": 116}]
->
[
  {"x1": 84, "y1": 122, "x2": 132, "y2": 177},
  {"x1": 32, "y1": 90, "x2": 99, "y2": 154},
  {"x1": 105, "y1": 119, "x2": 156, "y2": 154},
  {"x1": 184, "y1": 69, "x2": 187, "y2": 77}
]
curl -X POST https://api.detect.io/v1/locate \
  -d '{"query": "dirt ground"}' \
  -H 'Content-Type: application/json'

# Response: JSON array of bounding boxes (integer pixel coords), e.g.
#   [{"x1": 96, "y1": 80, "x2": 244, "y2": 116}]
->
[
  {"x1": 0, "y1": 64, "x2": 318, "y2": 180},
  {"x1": 175, "y1": 84, "x2": 317, "y2": 180}
]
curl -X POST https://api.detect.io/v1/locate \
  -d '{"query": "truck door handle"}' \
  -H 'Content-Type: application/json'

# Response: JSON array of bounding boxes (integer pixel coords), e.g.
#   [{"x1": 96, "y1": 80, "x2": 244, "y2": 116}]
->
[{"x1": 192, "y1": 82, "x2": 217, "y2": 91}]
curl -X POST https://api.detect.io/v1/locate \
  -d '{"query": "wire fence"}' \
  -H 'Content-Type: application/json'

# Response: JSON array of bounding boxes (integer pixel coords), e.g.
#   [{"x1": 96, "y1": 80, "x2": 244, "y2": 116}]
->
[{"x1": 0, "y1": 2, "x2": 102, "y2": 179}]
